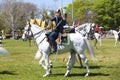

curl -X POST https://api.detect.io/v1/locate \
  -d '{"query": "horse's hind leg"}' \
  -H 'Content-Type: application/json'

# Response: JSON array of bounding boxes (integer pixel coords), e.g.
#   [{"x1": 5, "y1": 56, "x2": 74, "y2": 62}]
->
[
  {"x1": 77, "y1": 54, "x2": 83, "y2": 68},
  {"x1": 99, "y1": 38, "x2": 102, "y2": 46},
  {"x1": 64, "y1": 51, "x2": 75, "y2": 77},
  {"x1": 94, "y1": 38, "x2": 97, "y2": 47},
  {"x1": 79, "y1": 53, "x2": 90, "y2": 77},
  {"x1": 66, "y1": 54, "x2": 71, "y2": 68},
  {"x1": 66, "y1": 53, "x2": 83, "y2": 68}
]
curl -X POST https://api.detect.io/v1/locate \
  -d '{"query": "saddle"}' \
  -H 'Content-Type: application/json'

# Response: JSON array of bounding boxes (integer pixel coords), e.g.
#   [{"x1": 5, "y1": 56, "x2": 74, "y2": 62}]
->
[
  {"x1": 63, "y1": 27, "x2": 75, "y2": 33},
  {"x1": 55, "y1": 33, "x2": 69, "y2": 45},
  {"x1": 46, "y1": 32, "x2": 70, "y2": 46}
]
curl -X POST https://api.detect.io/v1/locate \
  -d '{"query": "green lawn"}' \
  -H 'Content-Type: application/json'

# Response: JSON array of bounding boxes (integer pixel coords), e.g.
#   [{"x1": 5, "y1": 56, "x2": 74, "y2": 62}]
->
[{"x1": 0, "y1": 39, "x2": 120, "y2": 80}]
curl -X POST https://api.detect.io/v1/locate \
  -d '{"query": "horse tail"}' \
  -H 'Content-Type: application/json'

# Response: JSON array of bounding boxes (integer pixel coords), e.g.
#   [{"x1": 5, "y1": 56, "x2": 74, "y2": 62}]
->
[
  {"x1": 84, "y1": 37, "x2": 96, "y2": 61},
  {"x1": 0, "y1": 47, "x2": 9, "y2": 56}
]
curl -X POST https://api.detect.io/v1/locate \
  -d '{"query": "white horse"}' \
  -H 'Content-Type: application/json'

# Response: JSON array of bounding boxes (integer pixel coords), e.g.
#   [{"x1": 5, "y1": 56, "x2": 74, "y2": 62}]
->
[
  {"x1": 75, "y1": 23, "x2": 102, "y2": 47},
  {"x1": 94, "y1": 32, "x2": 102, "y2": 47},
  {"x1": 107, "y1": 30, "x2": 120, "y2": 47},
  {"x1": 22, "y1": 24, "x2": 96, "y2": 77}
]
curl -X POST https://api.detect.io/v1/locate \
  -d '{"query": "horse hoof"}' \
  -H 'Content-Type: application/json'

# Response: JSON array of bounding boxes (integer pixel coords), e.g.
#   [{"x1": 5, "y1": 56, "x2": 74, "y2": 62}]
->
[
  {"x1": 67, "y1": 66, "x2": 69, "y2": 69},
  {"x1": 43, "y1": 75, "x2": 47, "y2": 78},
  {"x1": 39, "y1": 62, "x2": 42, "y2": 66},
  {"x1": 43, "y1": 73, "x2": 50, "y2": 78},
  {"x1": 80, "y1": 65, "x2": 84, "y2": 68},
  {"x1": 85, "y1": 73, "x2": 89, "y2": 77},
  {"x1": 50, "y1": 65, "x2": 53, "y2": 68},
  {"x1": 64, "y1": 71, "x2": 70, "y2": 77},
  {"x1": 49, "y1": 70, "x2": 52, "y2": 74},
  {"x1": 64, "y1": 74, "x2": 68, "y2": 77}
]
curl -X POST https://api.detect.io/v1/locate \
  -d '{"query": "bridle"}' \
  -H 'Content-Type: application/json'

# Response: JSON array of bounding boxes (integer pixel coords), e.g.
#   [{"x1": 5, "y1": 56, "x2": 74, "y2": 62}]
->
[
  {"x1": 76, "y1": 24, "x2": 91, "y2": 37},
  {"x1": 24, "y1": 23, "x2": 47, "y2": 45},
  {"x1": 24, "y1": 26, "x2": 33, "y2": 40}
]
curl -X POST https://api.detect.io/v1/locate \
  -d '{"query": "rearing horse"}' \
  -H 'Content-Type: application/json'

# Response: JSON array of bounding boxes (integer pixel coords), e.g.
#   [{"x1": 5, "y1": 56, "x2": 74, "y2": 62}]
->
[{"x1": 22, "y1": 23, "x2": 96, "y2": 77}]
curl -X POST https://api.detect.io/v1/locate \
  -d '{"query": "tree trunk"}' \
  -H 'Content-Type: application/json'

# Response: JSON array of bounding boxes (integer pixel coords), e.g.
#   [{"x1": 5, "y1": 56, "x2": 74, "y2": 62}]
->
[{"x1": 11, "y1": 30, "x2": 15, "y2": 39}]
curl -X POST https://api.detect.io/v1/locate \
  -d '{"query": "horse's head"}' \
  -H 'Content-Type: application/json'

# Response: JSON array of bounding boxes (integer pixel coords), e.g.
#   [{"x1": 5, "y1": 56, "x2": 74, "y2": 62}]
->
[
  {"x1": 75, "y1": 23, "x2": 93, "y2": 36},
  {"x1": 85, "y1": 23, "x2": 94, "y2": 34},
  {"x1": 89, "y1": 23, "x2": 96, "y2": 30},
  {"x1": 22, "y1": 22, "x2": 46, "y2": 41},
  {"x1": 22, "y1": 24, "x2": 32, "y2": 41}
]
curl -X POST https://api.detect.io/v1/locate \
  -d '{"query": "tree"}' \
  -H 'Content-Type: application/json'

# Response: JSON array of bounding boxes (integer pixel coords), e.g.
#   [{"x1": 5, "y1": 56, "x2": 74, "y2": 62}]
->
[
  {"x1": 92, "y1": 0, "x2": 120, "y2": 30},
  {"x1": 65, "y1": 0, "x2": 93, "y2": 24},
  {"x1": 0, "y1": 0, "x2": 38, "y2": 38},
  {"x1": 65, "y1": 0, "x2": 120, "y2": 30}
]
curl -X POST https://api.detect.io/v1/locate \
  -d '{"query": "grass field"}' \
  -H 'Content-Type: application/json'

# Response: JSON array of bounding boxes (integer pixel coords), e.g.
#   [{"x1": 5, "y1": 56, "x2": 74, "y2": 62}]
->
[{"x1": 0, "y1": 39, "x2": 120, "y2": 80}]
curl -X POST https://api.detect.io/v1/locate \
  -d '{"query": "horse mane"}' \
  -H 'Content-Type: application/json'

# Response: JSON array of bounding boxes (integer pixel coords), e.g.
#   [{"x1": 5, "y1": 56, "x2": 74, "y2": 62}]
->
[{"x1": 30, "y1": 24, "x2": 44, "y2": 30}]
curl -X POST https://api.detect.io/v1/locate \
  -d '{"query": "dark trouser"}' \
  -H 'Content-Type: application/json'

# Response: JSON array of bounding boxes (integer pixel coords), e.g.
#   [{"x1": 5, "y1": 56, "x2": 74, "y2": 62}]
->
[
  {"x1": 48, "y1": 31, "x2": 58, "y2": 52},
  {"x1": 118, "y1": 33, "x2": 120, "y2": 41}
]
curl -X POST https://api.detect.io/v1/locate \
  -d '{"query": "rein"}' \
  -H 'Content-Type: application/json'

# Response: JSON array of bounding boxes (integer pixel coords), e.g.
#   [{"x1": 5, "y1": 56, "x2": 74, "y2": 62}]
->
[
  {"x1": 28, "y1": 25, "x2": 47, "y2": 45},
  {"x1": 33, "y1": 30, "x2": 45, "y2": 40},
  {"x1": 76, "y1": 25, "x2": 88, "y2": 36},
  {"x1": 76, "y1": 29, "x2": 86, "y2": 36}
]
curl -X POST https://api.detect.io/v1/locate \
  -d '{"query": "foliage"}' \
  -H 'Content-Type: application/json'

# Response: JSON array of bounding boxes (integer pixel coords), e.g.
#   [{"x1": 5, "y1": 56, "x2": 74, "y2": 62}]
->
[
  {"x1": 0, "y1": 0, "x2": 38, "y2": 38},
  {"x1": 65, "y1": 0, "x2": 120, "y2": 30},
  {"x1": 0, "y1": 15, "x2": 4, "y2": 31},
  {"x1": 92, "y1": 0, "x2": 120, "y2": 30},
  {"x1": 66, "y1": 0, "x2": 93, "y2": 24},
  {"x1": 0, "y1": 39, "x2": 120, "y2": 80}
]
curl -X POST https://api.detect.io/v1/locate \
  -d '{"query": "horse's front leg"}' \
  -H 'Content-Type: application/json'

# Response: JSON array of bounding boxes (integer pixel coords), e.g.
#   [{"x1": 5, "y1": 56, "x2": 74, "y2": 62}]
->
[
  {"x1": 34, "y1": 50, "x2": 46, "y2": 69},
  {"x1": 114, "y1": 38, "x2": 117, "y2": 47},
  {"x1": 49, "y1": 59, "x2": 53, "y2": 68},
  {"x1": 43, "y1": 54, "x2": 51, "y2": 77},
  {"x1": 39, "y1": 55, "x2": 46, "y2": 70},
  {"x1": 34, "y1": 50, "x2": 41, "y2": 60},
  {"x1": 38, "y1": 55, "x2": 52, "y2": 69}
]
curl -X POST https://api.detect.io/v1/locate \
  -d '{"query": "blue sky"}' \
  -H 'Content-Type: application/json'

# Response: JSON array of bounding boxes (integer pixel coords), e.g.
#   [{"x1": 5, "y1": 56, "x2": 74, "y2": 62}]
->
[{"x1": 23, "y1": 0, "x2": 72, "y2": 10}]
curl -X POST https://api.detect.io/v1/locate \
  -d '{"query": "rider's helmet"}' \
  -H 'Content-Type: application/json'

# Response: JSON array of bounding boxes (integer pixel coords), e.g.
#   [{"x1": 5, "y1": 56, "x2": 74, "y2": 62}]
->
[{"x1": 55, "y1": 9, "x2": 61, "y2": 16}]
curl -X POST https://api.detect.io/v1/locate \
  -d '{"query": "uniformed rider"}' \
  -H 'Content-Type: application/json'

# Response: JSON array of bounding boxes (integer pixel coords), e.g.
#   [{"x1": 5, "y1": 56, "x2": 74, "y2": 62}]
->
[{"x1": 48, "y1": 9, "x2": 67, "y2": 53}]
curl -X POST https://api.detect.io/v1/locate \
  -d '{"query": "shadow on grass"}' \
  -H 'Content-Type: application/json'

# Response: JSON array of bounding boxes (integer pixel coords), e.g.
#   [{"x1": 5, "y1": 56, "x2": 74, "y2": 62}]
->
[
  {"x1": 51, "y1": 72, "x2": 109, "y2": 77},
  {"x1": 51, "y1": 65, "x2": 110, "y2": 77},
  {"x1": 73, "y1": 65, "x2": 101, "y2": 69},
  {"x1": 69, "y1": 72, "x2": 109, "y2": 77},
  {"x1": 53, "y1": 66, "x2": 67, "y2": 68},
  {"x1": 0, "y1": 71, "x2": 18, "y2": 75},
  {"x1": 53, "y1": 65, "x2": 102, "y2": 69}
]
